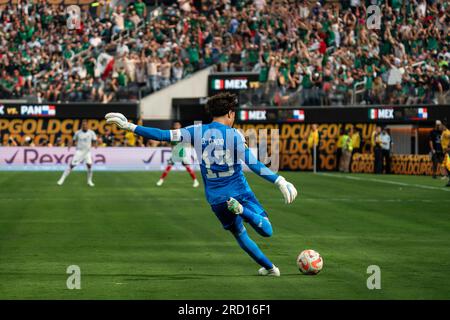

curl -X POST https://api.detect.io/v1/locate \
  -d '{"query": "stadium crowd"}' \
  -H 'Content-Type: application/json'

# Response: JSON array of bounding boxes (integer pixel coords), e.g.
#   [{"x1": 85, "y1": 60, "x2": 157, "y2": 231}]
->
[{"x1": 0, "y1": 0, "x2": 449, "y2": 105}]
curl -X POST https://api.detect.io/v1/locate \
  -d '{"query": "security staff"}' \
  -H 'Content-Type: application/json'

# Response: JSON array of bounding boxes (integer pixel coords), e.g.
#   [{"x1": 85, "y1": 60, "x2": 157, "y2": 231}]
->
[
  {"x1": 350, "y1": 127, "x2": 361, "y2": 170},
  {"x1": 380, "y1": 128, "x2": 392, "y2": 174},
  {"x1": 429, "y1": 120, "x2": 444, "y2": 179},
  {"x1": 445, "y1": 154, "x2": 450, "y2": 187},
  {"x1": 339, "y1": 129, "x2": 353, "y2": 173},
  {"x1": 351, "y1": 128, "x2": 361, "y2": 154},
  {"x1": 336, "y1": 128, "x2": 345, "y2": 171},
  {"x1": 440, "y1": 123, "x2": 450, "y2": 186},
  {"x1": 371, "y1": 126, "x2": 383, "y2": 174},
  {"x1": 308, "y1": 124, "x2": 321, "y2": 171}
]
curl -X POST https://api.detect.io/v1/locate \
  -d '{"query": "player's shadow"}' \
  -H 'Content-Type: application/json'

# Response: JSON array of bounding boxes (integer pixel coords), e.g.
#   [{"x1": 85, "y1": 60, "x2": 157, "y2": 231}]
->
[
  {"x1": 118, "y1": 273, "x2": 302, "y2": 281},
  {"x1": 121, "y1": 274, "x2": 253, "y2": 281},
  {"x1": 0, "y1": 272, "x2": 302, "y2": 281}
]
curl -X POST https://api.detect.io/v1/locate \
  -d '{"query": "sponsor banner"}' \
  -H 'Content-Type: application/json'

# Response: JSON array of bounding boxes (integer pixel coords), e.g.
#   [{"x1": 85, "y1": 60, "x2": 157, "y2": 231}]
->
[
  {"x1": 236, "y1": 123, "x2": 378, "y2": 171},
  {"x1": 235, "y1": 122, "x2": 438, "y2": 175},
  {"x1": 208, "y1": 73, "x2": 259, "y2": 96},
  {"x1": 235, "y1": 123, "x2": 371, "y2": 172},
  {"x1": 0, "y1": 102, "x2": 138, "y2": 119},
  {"x1": 0, "y1": 136, "x2": 439, "y2": 175},
  {"x1": 0, "y1": 147, "x2": 199, "y2": 171},
  {"x1": 351, "y1": 153, "x2": 436, "y2": 175},
  {"x1": 0, "y1": 118, "x2": 135, "y2": 146},
  {"x1": 236, "y1": 123, "x2": 356, "y2": 171}
]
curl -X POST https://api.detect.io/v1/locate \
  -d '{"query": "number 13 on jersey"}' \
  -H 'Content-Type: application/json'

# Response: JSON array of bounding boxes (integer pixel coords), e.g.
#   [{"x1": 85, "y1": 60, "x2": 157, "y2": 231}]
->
[{"x1": 202, "y1": 149, "x2": 235, "y2": 179}]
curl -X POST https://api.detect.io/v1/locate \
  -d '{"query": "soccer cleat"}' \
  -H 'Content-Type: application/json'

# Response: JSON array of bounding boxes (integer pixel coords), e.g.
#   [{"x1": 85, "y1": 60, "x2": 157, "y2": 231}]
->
[
  {"x1": 258, "y1": 265, "x2": 280, "y2": 277},
  {"x1": 193, "y1": 179, "x2": 199, "y2": 188},
  {"x1": 156, "y1": 179, "x2": 164, "y2": 186},
  {"x1": 57, "y1": 178, "x2": 65, "y2": 186},
  {"x1": 227, "y1": 197, "x2": 243, "y2": 215},
  {"x1": 87, "y1": 180, "x2": 95, "y2": 187}
]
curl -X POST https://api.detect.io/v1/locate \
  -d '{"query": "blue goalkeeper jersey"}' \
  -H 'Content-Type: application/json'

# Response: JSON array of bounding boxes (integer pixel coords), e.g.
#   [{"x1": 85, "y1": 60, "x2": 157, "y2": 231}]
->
[{"x1": 135, "y1": 121, "x2": 279, "y2": 205}]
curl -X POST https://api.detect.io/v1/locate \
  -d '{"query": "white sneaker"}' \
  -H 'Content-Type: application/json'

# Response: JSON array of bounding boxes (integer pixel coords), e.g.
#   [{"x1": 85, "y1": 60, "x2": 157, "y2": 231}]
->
[
  {"x1": 87, "y1": 180, "x2": 95, "y2": 187},
  {"x1": 156, "y1": 179, "x2": 164, "y2": 186},
  {"x1": 258, "y1": 265, "x2": 280, "y2": 277},
  {"x1": 57, "y1": 178, "x2": 64, "y2": 186},
  {"x1": 193, "y1": 179, "x2": 199, "y2": 188},
  {"x1": 227, "y1": 197, "x2": 243, "y2": 215}
]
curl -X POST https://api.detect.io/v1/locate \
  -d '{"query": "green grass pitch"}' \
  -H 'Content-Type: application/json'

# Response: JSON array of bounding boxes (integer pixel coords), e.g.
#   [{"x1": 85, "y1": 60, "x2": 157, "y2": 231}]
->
[{"x1": 0, "y1": 171, "x2": 449, "y2": 299}]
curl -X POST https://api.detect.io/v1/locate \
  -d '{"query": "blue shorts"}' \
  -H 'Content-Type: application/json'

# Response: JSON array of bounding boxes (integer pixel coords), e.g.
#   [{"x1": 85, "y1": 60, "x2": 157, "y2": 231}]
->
[{"x1": 211, "y1": 192, "x2": 267, "y2": 231}]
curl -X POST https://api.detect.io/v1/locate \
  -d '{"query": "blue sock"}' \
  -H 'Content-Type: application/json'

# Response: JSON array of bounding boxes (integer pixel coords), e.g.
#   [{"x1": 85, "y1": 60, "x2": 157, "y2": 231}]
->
[
  {"x1": 232, "y1": 228, "x2": 273, "y2": 270},
  {"x1": 241, "y1": 208, "x2": 273, "y2": 237}
]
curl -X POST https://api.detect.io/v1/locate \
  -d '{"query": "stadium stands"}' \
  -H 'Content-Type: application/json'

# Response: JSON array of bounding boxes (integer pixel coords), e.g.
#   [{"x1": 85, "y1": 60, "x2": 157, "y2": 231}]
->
[{"x1": 0, "y1": 0, "x2": 449, "y2": 105}]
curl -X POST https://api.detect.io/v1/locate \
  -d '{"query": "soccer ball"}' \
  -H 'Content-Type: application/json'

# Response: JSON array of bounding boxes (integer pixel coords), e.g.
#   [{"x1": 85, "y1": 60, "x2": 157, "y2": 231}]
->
[{"x1": 297, "y1": 249, "x2": 323, "y2": 275}]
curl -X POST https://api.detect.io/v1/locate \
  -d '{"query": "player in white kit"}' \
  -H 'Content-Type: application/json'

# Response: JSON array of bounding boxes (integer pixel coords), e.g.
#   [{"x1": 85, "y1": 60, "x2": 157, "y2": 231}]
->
[{"x1": 57, "y1": 120, "x2": 97, "y2": 187}]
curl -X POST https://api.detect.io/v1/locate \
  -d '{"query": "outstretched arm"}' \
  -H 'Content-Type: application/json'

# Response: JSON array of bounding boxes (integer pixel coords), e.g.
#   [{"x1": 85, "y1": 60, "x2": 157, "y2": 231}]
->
[
  {"x1": 105, "y1": 113, "x2": 178, "y2": 142},
  {"x1": 134, "y1": 125, "x2": 172, "y2": 141},
  {"x1": 244, "y1": 147, "x2": 279, "y2": 183},
  {"x1": 237, "y1": 132, "x2": 298, "y2": 204}
]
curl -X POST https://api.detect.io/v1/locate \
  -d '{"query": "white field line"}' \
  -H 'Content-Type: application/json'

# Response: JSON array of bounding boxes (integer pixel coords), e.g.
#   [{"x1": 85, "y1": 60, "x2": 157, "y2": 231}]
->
[
  {"x1": 0, "y1": 197, "x2": 204, "y2": 201},
  {"x1": 0, "y1": 197, "x2": 448, "y2": 203},
  {"x1": 318, "y1": 173, "x2": 450, "y2": 192}
]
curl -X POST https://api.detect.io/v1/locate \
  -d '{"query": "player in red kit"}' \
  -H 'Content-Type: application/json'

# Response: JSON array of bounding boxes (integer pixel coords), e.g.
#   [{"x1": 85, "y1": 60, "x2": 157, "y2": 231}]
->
[{"x1": 156, "y1": 122, "x2": 199, "y2": 188}]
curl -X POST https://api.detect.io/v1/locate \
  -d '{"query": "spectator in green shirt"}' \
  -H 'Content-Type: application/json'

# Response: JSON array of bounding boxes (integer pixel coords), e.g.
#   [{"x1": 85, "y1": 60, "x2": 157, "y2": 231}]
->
[{"x1": 133, "y1": 0, "x2": 147, "y2": 18}]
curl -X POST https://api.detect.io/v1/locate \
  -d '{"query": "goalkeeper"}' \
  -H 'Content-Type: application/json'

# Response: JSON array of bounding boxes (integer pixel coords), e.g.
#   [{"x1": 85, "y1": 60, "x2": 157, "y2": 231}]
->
[{"x1": 105, "y1": 92, "x2": 298, "y2": 276}]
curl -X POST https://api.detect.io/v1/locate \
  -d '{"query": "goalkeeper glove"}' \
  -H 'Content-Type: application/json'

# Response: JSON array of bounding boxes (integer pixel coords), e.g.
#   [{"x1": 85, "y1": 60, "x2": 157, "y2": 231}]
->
[
  {"x1": 105, "y1": 113, "x2": 137, "y2": 131},
  {"x1": 275, "y1": 176, "x2": 298, "y2": 204}
]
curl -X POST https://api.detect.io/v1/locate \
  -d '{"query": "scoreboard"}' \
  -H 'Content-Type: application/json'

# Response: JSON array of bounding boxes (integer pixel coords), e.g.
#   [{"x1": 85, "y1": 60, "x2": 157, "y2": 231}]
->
[
  {"x1": 0, "y1": 102, "x2": 138, "y2": 119},
  {"x1": 239, "y1": 109, "x2": 306, "y2": 122},
  {"x1": 368, "y1": 107, "x2": 429, "y2": 121},
  {"x1": 237, "y1": 105, "x2": 449, "y2": 124}
]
